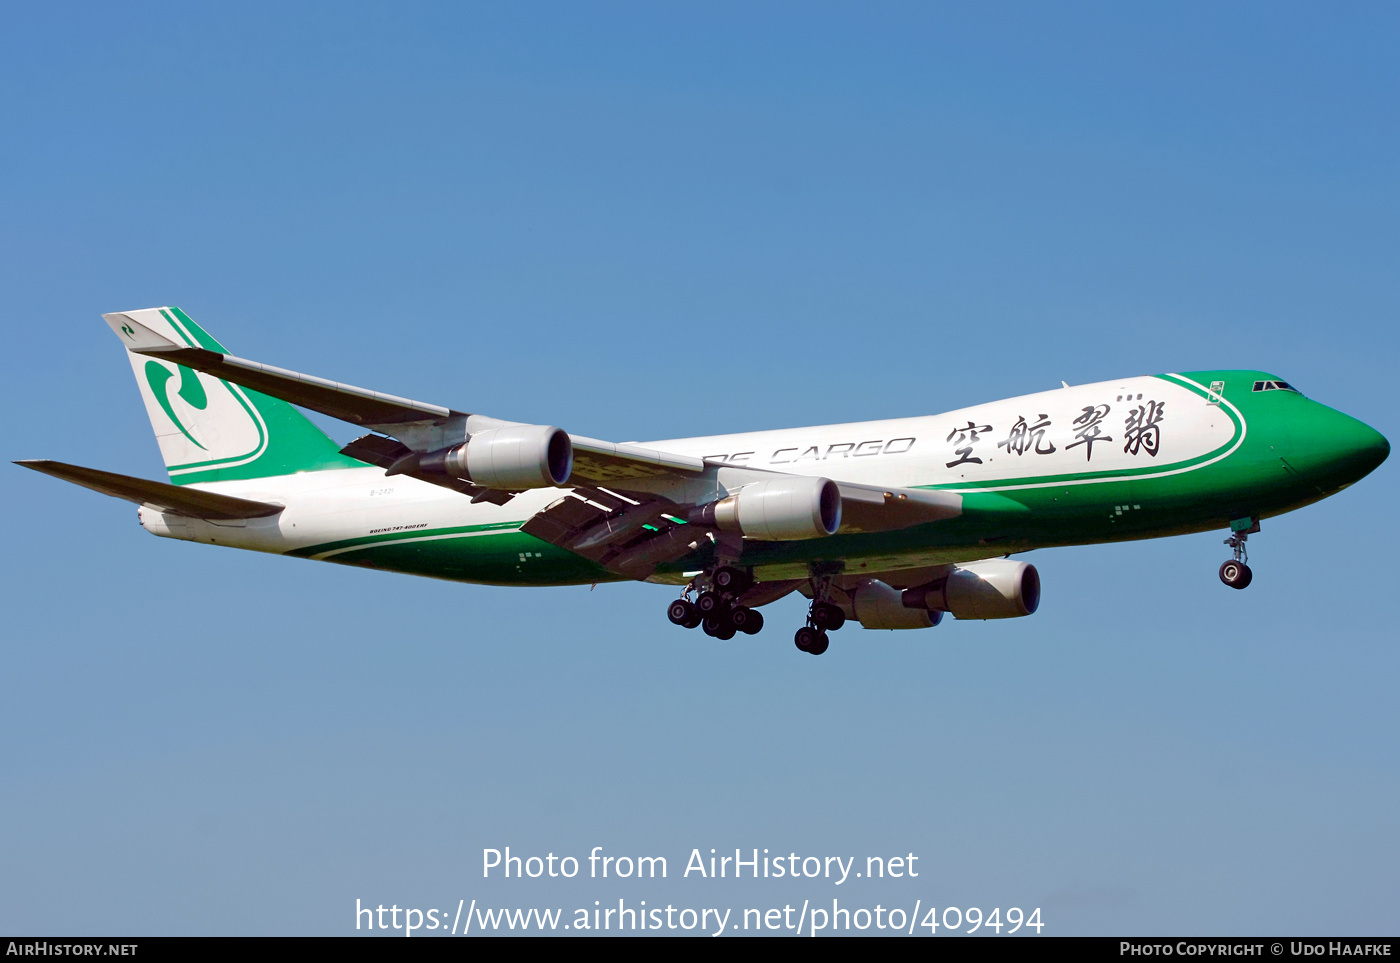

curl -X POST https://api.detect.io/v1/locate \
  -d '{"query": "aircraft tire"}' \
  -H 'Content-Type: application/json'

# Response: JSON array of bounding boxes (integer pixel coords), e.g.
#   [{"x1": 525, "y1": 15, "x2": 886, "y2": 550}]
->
[
  {"x1": 809, "y1": 631, "x2": 830, "y2": 655},
  {"x1": 736, "y1": 608, "x2": 764, "y2": 635},
  {"x1": 1219, "y1": 560, "x2": 1253, "y2": 589},
  {"x1": 794, "y1": 626, "x2": 819, "y2": 652},
  {"x1": 668, "y1": 599, "x2": 696, "y2": 626},
  {"x1": 713, "y1": 566, "x2": 751, "y2": 594},
  {"x1": 812, "y1": 601, "x2": 846, "y2": 631}
]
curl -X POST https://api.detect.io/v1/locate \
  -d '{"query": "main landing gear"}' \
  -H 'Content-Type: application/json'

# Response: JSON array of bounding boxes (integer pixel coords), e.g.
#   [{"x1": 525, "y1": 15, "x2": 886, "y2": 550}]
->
[
  {"x1": 667, "y1": 566, "x2": 764, "y2": 641},
  {"x1": 666, "y1": 566, "x2": 849, "y2": 657},
  {"x1": 1219, "y1": 518, "x2": 1257, "y2": 590},
  {"x1": 794, "y1": 593, "x2": 846, "y2": 656}
]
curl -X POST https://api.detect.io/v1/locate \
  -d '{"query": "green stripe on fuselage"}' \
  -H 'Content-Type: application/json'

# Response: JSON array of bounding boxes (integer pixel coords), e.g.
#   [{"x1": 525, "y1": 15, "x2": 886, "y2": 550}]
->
[
  {"x1": 277, "y1": 369, "x2": 1382, "y2": 587},
  {"x1": 287, "y1": 522, "x2": 618, "y2": 586}
]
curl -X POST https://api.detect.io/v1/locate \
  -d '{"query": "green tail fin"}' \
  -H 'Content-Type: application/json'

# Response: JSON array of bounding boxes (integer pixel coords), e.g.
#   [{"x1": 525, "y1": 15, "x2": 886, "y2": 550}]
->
[{"x1": 106, "y1": 306, "x2": 364, "y2": 485}]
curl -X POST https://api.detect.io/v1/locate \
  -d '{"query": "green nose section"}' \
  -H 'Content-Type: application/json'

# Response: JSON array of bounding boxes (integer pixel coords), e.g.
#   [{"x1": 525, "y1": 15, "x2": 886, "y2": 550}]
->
[
  {"x1": 1286, "y1": 404, "x2": 1389, "y2": 490},
  {"x1": 1351, "y1": 417, "x2": 1391, "y2": 477}
]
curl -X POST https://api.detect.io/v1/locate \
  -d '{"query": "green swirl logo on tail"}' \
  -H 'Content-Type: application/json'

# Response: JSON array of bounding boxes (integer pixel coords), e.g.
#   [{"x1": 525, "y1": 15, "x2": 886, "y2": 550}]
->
[{"x1": 145, "y1": 361, "x2": 209, "y2": 450}]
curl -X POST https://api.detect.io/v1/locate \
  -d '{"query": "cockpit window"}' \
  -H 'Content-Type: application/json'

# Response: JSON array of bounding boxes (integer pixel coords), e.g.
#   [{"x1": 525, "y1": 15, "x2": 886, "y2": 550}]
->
[{"x1": 1252, "y1": 380, "x2": 1301, "y2": 394}]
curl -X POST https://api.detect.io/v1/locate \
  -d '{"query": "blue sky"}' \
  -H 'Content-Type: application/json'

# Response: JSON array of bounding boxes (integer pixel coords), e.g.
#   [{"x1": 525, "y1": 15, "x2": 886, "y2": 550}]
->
[{"x1": 2, "y1": 2, "x2": 1396, "y2": 935}]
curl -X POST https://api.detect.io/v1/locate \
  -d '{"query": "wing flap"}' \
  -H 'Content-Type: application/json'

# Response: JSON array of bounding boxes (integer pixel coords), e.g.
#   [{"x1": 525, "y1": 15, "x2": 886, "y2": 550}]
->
[{"x1": 521, "y1": 488, "x2": 703, "y2": 578}]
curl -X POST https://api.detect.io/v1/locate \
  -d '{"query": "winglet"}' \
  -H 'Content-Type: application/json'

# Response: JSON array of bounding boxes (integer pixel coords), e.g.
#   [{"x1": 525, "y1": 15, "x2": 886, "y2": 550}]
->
[{"x1": 103, "y1": 311, "x2": 182, "y2": 353}]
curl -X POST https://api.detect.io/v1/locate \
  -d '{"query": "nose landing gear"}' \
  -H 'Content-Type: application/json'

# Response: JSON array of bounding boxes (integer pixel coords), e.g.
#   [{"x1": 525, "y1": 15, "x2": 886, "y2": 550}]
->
[
  {"x1": 1219, "y1": 518, "x2": 1258, "y2": 589},
  {"x1": 1219, "y1": 558, "x2": 1252, "y2": 589}
]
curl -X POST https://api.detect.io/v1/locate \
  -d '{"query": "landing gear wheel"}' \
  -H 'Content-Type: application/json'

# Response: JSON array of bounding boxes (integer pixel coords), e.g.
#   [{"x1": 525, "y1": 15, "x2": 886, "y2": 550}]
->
[
  {"x1": 1221, "y1": 525, "x2": 1255, "y2": 590},
  {"x1": 712, "y1": 566, "x2": 751, "y2": 594},
  {"x1": 696, "y1": 591, "x2": 722, "y2": 615},
  {"x1": 733, "y1": 608, "x2": 763, "y2": 636},
  {"x1": 1219, "y1": 560, "x2": 1253, "y2": 589},
  {"x1": 714, "y1": 625, "x2": 736, "y2": 641},
  {"x1": 703, "y1": 615, "x2": 724, "y2": 637},
  {"x1": 794, "y1": 626, "x2": 819, "y2": 652},
  {"x1": 668, "y1": 599, "x2": 697, "y2": 626},
  {"x1": 794, "y1": 626, "x2": 829, "y2": 653},
  {"x1": 811, "y1": 601, "x2": 846, "y2": 631}
]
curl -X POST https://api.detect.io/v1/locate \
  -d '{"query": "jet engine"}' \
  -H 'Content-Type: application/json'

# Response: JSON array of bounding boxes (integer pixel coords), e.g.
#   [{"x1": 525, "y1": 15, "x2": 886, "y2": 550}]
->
[
  {"x1": 850, "y1": 579, "x2": 943, "y2": 629},
  {"x1": 417, "y1": 425, "x2": 573, "y2": 490},
  {"x1": 689, "y1": 476, "x2": 841, "y2": 540},
  {"x1": 903, "y1": 559, "x2": 1041, "y2": 620}
]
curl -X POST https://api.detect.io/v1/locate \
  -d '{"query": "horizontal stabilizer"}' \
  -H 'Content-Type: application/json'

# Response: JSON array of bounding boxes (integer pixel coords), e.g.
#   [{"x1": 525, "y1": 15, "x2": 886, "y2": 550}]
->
[{"x1": 14, "y1": 460, "x2": 284, "y2": 519}]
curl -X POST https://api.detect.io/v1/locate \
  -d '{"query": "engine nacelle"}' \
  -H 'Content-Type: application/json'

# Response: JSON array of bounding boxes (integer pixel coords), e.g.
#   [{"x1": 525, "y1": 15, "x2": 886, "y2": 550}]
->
[
  {"x1": 690, "y1": 476, "x2": 841, "y2": 540},
  {"x1": 420, "y1": 425, "x2": 573, "y2": 489},
  {"x1": 905, "y1": 559, "x2": 1041, "y2": 620},
  {"x1": 850, "y1": 579, "x2": 942, "y2": 630}
]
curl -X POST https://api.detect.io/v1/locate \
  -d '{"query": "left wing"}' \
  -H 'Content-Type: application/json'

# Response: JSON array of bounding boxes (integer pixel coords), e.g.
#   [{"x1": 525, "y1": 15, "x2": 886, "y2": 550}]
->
[
  {"x1": 102, "y1": 309, "x2": 967, "y2": 578},
  {"x1": 103, "y1": 311, "x2": 705, "y2": 488}
]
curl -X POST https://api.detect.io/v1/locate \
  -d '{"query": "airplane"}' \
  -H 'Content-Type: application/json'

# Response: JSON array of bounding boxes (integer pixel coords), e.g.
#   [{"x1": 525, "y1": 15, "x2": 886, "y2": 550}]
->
[{"x1": 17, "y1": 307, "x2": 1390, "y2": 656}]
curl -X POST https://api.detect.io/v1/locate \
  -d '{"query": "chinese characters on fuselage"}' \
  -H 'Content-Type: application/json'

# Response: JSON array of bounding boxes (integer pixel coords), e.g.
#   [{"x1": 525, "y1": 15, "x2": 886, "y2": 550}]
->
[
  {"x1": 1123, "y1": 400, "x2": 1165, "y2": 457},
  {"x1": 945, "y1": 421, "x2": 994, "y2": 468},
  {"x1": 998, "y1": 415, "x2": 1056, "y2": 456},
  {"x1": 945, "y1": 401, "x2": 1166, "y2": 468},
  {"x1": 1066, "y1": 405, "x2": 1111, "y2": 460}
]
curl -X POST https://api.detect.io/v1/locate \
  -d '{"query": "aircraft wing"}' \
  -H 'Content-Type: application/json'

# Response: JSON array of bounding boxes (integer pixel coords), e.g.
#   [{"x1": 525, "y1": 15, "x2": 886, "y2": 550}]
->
[
  {"x1": 100, "y1": 310, "x2": 967, "y2": 578},
  {"x1": 518, "y1": 480, "x2": 964, "y2": 579},
  {"x1": 105, "y1": 311, "x2": 457, "y2": 426},
  {"x1": 103, "y1": 312, "x2": 706, "y2": 485},
  {"x1": 567, "y1": 436, "x2": 704, "y2": 482},
  {"x1": 830, "y1": 483, "x2": 961, "y2": 533}
]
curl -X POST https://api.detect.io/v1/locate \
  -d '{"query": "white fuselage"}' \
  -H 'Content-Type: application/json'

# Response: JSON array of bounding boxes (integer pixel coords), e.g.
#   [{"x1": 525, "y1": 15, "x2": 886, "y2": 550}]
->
[{"x1": 145, "y1": 374, "x2": 1230, "y2": 579}]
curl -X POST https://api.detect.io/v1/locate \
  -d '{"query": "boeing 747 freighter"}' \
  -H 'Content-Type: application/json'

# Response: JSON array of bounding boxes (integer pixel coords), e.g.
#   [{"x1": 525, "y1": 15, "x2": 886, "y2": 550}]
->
[{"x1": 18, "y1": 307, "x2": 1389, "y2": 655}]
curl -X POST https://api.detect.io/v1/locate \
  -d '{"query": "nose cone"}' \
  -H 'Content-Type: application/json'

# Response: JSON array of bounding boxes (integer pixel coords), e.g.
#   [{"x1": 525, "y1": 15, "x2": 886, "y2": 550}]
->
[
  {"x1": 1352, "y1": 418, "x2": 1391, "y2": 477},
  {"x1": 1287, "y1": 405, "x2": 1389, "y2": 491}
]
